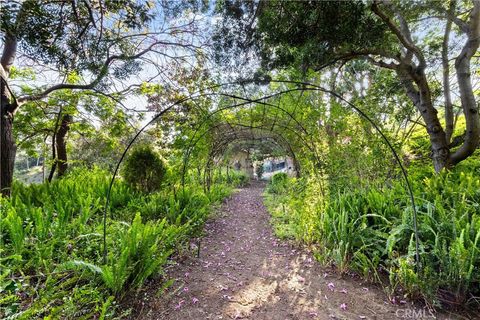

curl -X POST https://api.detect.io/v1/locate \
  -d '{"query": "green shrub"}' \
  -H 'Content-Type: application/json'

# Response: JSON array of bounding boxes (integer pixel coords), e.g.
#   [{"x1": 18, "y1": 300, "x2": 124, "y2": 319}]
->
[
  {"x1": 267, "y1": 172, "x2": 289, "y2": 194},
  {"x1": 122, "y1": 145, "x2": 166, "y2": 193},
  {"x1": 231, "y1": 170, "x2": 249, "y2": 186},
  {"x1": 221, "y1": 169, "x2": 249, "y2": 186}
]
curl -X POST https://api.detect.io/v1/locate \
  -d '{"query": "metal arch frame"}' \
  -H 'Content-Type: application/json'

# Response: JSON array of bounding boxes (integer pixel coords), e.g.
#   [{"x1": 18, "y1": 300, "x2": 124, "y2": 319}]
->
[
  {"x1": 179, "y1": 92, "x2": 325, "y2": 188},
  {"x1": 274, "y1": 80, "x2": 420, "y2": 269},
  {"x1": 207, "y1": 128, "x2": 300, "y2": 175},
  {"x1": 219, "y1": 123, "x2": 301, "y2": 158},
  {"x1": 213, "y1": 136, "x2": 300, "y2": 177},
  {"x1": 203, "y1": 137, "x2": 292, "y2": 191},
  {"x1": 195, "y1": 113, "x2": 326, "y2": 197},
  {"x1": 102, "y1": 80, "x2": 420, "y2": 272},
  {"x1": 188, "y1": 125, "x2": 304, "y2": 191},
  {"x1": 222, "y1": 138, "x2": 290, "y2": 159},
  {"x1": 209, "y1": 127, "x2": 298, "y2": 158},
  {"x1": 180, "y1": 117, "x2": 316, "y2": 186}
]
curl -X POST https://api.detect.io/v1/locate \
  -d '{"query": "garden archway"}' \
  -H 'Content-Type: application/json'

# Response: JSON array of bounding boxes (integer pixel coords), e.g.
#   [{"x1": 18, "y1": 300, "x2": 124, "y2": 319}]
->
[{"x1": 103, "y1": 79, "x2": 419, "y2": 271}]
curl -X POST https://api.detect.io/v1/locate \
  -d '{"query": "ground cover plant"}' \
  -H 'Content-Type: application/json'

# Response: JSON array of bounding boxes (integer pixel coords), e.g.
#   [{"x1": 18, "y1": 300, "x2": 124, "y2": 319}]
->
[
  {"x1": 0, "y1": 165, "x2": 247, "y2": 318},
  {"x1": 264, "y1": 156, "x2": 480, "y2": 309}
]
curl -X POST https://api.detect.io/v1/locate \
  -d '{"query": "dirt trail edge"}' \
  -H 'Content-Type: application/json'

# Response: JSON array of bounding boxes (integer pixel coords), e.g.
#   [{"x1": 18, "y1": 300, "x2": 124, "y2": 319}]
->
[{"x1": 128, "y1": 182, "x2": 451, "y2": 320}]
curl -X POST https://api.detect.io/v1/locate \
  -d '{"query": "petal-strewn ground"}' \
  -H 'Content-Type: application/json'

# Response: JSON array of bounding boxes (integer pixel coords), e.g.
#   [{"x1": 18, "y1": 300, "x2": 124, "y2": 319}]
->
[{"x1": 126, "y1": 182, "x2": 456, "y2": 320}]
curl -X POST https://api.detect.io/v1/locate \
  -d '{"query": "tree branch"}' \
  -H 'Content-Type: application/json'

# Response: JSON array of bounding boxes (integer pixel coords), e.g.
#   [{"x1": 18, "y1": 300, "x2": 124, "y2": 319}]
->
[
  {"x1": 443, "y1": 4, "x2": 470, "y2": 33},
  {"x1": 371, "y1": 1, "x2": 426, "y2": 69},
  {"x1": 0, "y1": 34, "x2": 18, "y2": 75},
  {"x1": 450, "y1": 0, "x2": 480, "y2": 165},
  {"x1": 17, "y1": 40, "x2": 164, "y2": 105},
  {"x1": 443, "y1": 0, "x2": 455, "y2": 143}
]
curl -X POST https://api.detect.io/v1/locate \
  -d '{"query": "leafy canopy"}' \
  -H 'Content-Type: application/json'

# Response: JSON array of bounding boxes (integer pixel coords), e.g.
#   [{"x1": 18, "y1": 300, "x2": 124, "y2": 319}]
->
[{"x1": 214, "y1": 0, "x2": 388, "y2": 72}]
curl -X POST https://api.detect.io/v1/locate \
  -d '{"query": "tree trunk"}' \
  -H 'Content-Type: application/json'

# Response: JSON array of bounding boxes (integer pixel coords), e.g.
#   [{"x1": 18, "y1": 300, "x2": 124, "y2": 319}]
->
[
  {"x1": 47, "y1": 144, "x2": 57, "y2": 182},
  {"x1": 0, "y1": 79, "x2": 16, "y2": 197},
  {"x1": 293, "y1": 157, "x2": 301, "y2": 178},
  {"x1": 417, "y1": 77, "x2": 450, "y2": 172},
  {"x1": 397, "y1": 65, "x2": 450, "y2": 172},
  {"x1": 47, "y1": 111, "x2": 62, "y2": 182},
  {"x1": 1, "y1": 35, "x2": 18, "y2": 196},
  {"x1": 449, "y1": 2, "x2": 480, "y2": 165},
  {"x1": 56, "y1": 113, "x2": 72, "y2": 177},
  {"x1": 442, "y1": 2, "x2": 454, "y2": 144}
]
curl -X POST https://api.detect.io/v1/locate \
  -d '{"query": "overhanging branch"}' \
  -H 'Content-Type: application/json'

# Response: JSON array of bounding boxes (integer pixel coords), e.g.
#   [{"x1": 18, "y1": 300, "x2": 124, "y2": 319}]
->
[{"x1": 16, "y1": 40, "x2": 171, "y2": 105}]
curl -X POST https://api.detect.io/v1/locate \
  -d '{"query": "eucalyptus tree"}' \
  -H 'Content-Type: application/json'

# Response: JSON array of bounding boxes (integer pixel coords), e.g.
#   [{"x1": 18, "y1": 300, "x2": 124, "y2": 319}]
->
[
  {"x1": 215, "y1": 0, "x2": 480, "y2": 172},
  {"x1": 0, "y1": 0, "x2": 206, "y2": 196}
]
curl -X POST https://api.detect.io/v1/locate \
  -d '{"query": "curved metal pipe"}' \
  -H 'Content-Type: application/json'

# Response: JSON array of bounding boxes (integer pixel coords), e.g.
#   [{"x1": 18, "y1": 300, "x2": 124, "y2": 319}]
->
[{"x1": 102, "y1": 79, "x2": 420, "y2": 272}]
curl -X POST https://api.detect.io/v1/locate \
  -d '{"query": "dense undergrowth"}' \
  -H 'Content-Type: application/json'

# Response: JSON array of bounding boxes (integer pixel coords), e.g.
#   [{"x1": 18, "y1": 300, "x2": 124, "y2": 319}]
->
[
  {"x1": 0, "y1": 167, "x2": 248, "y2": 319},
  {"x1": 265, "y1": 158, "x2": 480, "y2": 310}
]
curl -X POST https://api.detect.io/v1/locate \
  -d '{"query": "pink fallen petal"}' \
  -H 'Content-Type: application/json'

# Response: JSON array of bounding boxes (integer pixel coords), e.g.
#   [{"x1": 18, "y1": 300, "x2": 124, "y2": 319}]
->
[
  {"x1": 309, "y1": 311, "x2": 318, "y2": 317},
  {"x1": 192, "y1": 297, "x2": 199, "y2": 304},
  {"x1": 327, "y1": 282, "x2": 335, "y2": 291},
  {"x1": 362, "y1": 287, "x2": 369, "y2": 292},
  {"x1": 174, "y1": 299, "x2": 185, "y2": 310},
  {"x1": 184, "y1": 272, "x2": 190, "y2": 278},
  {"x1": 340, "y1": 288, "x2": 348, "y2": 294},
  {"x1": 183, "y1": 287, "x2": 189, "y2": 292},
  {"x1": 340, "y1": 303, "x2": 347, "y2": 311},
  {"x1": 298, "y1": 276, "x2": 306, "y2": 283}
]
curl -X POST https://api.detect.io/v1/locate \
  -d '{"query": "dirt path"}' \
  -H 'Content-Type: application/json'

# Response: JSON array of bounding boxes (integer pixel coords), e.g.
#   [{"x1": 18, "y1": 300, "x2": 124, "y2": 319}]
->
[{"x1": 129, "y1": 183, "x2": 449, "y2": 320}]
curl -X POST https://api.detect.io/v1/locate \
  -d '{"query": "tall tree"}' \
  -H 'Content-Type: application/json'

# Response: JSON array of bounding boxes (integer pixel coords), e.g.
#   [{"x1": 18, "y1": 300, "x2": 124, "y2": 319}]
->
[
  {"x1": 215, "y1": 0, "x2": 480, "y2": 172},
  {"x1": 0, "y1": 0, "x2": 204, "y2": 196}
]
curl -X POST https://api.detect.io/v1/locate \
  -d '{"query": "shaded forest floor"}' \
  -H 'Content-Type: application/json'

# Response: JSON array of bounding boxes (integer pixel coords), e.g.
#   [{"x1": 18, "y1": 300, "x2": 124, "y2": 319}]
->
[{"x1": 125, "y1": 182, "x2": 461, "y2": 320}]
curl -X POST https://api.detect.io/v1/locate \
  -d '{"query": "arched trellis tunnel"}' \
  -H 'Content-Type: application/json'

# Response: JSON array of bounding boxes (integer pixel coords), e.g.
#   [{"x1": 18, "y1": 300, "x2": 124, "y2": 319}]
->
[
  {"x1": 103, "y1": 79, "x2": 420, "y2": 272},
  {"x1": 183, "y1": 122, "x2": 308, "y2": 180},
  {"x1": 194, "y1": 125, "x2": 303, "y2": 191}
]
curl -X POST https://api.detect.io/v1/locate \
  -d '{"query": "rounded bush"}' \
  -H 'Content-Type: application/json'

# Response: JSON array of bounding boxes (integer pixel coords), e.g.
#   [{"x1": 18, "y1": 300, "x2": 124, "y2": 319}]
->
[
  {"x1": 268, "y1": 172, "x2": 288, "y2": 194},
  {"x1": 271, "y1": 172, "x2": 288, "y2": 185},
  {"x1": 122, "y1": 145, "x2": 166, "y2": 193}
]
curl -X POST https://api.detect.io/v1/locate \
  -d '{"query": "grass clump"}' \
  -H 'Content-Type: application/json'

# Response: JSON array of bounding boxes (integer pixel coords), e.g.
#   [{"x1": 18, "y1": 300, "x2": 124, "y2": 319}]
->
[
  {"x1": 0, "y1": 167, "x2": 246, "y2": 319},
  {"x1": 264, "y1": 165, "x2": 480, "y2": 309}
]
